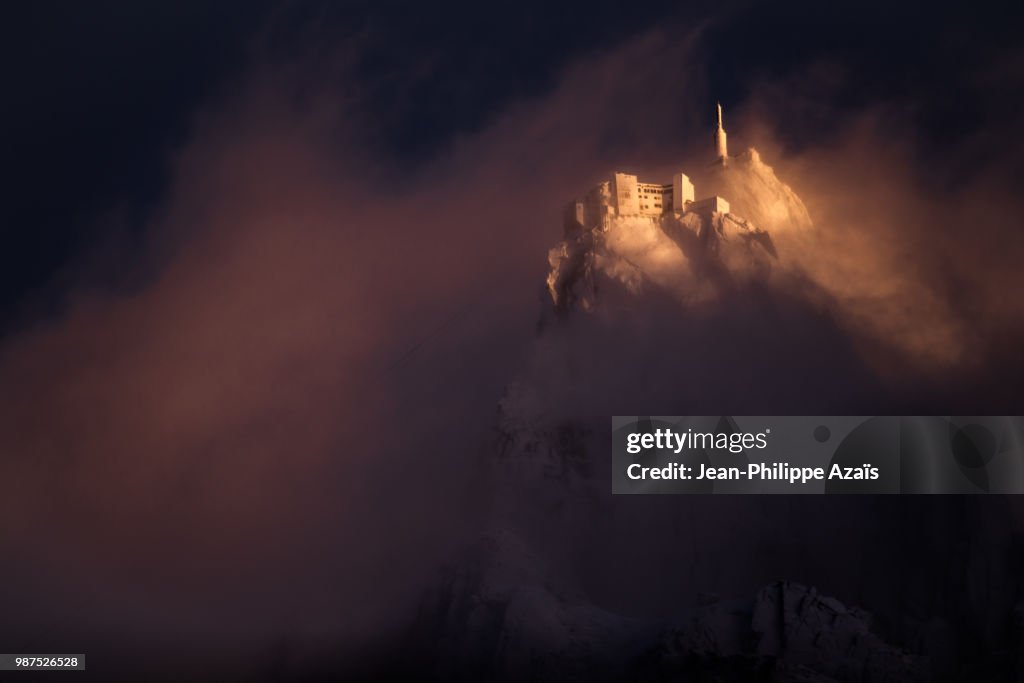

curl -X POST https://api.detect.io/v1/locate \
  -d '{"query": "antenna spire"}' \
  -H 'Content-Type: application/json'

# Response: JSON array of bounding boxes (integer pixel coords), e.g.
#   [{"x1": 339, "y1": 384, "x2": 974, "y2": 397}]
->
[{"x1": 714, "y1": 102, "x2": 728, "y2": 164}]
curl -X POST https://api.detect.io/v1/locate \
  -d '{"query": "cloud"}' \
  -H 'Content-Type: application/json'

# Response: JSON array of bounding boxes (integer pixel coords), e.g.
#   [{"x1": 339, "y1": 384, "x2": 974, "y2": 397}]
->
[{"x1": 1, "y1": 20, "x2": 1022, "y2": 677}]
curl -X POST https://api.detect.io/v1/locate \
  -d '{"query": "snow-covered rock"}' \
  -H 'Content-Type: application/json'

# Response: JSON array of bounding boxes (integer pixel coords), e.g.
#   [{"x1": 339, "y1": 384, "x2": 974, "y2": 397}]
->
[
  {"x1": 547, "y1": 150, "x2": 789, "y2": 315},
  {"x1": 703, "y1": 148, "x2": 813, "y2": 236}
]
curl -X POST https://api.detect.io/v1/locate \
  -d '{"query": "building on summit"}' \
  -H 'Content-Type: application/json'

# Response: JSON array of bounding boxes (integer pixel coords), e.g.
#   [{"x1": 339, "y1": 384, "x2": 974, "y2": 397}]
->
[{"x1": 564, "y1": 105, "x2": 731, "y2": 234}]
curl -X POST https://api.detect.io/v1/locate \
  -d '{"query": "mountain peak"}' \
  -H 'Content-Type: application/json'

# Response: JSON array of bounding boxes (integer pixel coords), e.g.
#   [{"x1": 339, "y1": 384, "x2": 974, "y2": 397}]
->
[{"x1": 547, "y1": 145, "x2": 810, "y2": 315}]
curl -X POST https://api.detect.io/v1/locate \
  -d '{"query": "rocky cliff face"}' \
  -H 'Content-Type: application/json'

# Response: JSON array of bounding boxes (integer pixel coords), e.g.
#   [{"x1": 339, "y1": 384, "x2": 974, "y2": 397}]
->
[
  {"x1": 409, "y1": 148, "x2": 1024, "y2": 682},
  {"x1": 547, "y1": 209, "x2": 776, "y2": 315},
  {"x1": 412, "y1": 531, "x2": 927, "y2": 682}
]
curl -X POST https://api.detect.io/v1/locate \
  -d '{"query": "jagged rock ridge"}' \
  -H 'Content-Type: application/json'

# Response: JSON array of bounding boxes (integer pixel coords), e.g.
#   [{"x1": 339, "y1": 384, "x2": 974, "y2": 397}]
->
[{"x1": 411, "y1": 532, "x2": 925, "y2": 682}]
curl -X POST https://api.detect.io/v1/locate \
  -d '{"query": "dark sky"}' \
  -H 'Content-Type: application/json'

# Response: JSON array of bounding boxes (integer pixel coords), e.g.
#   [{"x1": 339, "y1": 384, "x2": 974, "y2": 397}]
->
[{"x1": 3, "y1": 1, "x2": 1022, "y2": 332}]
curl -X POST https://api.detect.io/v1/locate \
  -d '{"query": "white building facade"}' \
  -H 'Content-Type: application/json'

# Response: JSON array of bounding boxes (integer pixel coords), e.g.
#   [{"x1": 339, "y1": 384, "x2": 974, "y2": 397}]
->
[
  {"x1": 564, "y1": 169, "x2": 727, "y2": 233},
  {"x1": 564, "y1": 105, "x2": 732, "y2": 233}
]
